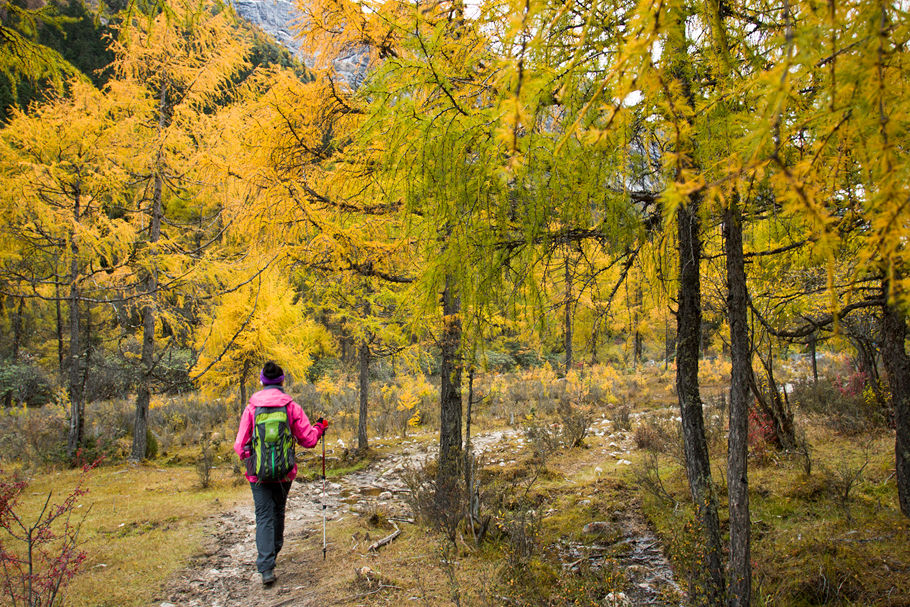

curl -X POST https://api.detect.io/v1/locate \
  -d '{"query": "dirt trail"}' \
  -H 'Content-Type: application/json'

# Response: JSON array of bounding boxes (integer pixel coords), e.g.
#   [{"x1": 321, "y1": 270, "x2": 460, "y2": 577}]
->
[{"x1": 157, "y1": 426, "x2": 682, "y2": 607}]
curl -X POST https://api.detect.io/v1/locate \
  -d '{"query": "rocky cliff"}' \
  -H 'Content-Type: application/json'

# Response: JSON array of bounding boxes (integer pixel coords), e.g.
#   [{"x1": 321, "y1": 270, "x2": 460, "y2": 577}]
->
[{"x1": 230, "y1": 0, "x2": 368, "y2": 87}]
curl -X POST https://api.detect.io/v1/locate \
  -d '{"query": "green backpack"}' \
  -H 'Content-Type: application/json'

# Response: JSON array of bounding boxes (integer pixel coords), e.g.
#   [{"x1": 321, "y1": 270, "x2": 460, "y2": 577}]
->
[{"x1": 250, "y1": 405, "x2": 295, "y2": 481}]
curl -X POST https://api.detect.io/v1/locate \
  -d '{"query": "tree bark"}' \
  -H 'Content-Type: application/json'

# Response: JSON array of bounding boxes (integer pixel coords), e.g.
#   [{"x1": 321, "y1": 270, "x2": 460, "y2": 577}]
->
[
  {"x1": 358, "y1": 339, "x2": 370, "y2": 451},
  {"x1": 881, "y1": 294, "x2": 910, "y2": 517},
  {"x1": 437, "y1": 275, "x2": 463, "y2": 491},
  {"x1": 677, "y1": 195, "x2": 726, "y2": 606},
  {"x1": 66, "y1": 191, "x2": 84, "y2": 458},
  {"x1": 564, "y1": 252, "x2": 573, "y2": 376},
  {"x1": 809, "y1": 331, "x2": 818, "y2": 385},
  {"x1": 239, "y1": 358, "x2": 250, "y2": 410},
  {"x1": 55, "y1": 268, "x2": 64, "y2": 372},
  {"x1": 725, "y1": 200, "x2": 751, "y2": 607}
]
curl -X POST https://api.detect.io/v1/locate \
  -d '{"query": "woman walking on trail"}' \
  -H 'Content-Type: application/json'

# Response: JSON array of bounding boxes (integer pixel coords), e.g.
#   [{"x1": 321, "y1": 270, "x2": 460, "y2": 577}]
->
[{"x1": 233, "y1": 361, "x2": 328, "y2": 586}]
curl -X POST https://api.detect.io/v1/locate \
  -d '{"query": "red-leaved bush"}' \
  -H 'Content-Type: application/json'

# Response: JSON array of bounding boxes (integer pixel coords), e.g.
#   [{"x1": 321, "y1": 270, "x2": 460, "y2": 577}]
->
[
  {"x1": 748, "y1": 407, "x2": 776, "y2": 461},
  {"x1": 0, "y1": 460, "x2": 96, "y2": 606}
]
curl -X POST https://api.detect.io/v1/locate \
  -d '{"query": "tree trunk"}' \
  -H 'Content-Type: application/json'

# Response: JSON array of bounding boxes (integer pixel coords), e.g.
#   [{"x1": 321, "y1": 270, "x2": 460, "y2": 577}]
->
[
  {"x1": 239, "y1": 359, "x2": 250, "y2": 410},
  {"x1": 633, "y1": 280, "x2": 643, "y2": 367},
  {"x1": 677, "y1": 195, "x2": 726, "y2": 606},
  {"x1": 358, "y1": 339, "x2": 370, "y2": 452},
  {"x1": 55, "y1": 261, "x2": 64, "y2": 372},
  {"x1": 752, "y1": 346, "x2": 796, "y2": 450},
  {"x1": 131, "y1": 84, "x2": 167, "y2": 462},
  {"x1": 809, "y1": 331, "x2": 818, "y2": 385},
  {"x1": 881, "y1": 295, "x2": 910, "y2": 517},
  {"x1": 564, "y1": 253, "x2": 573, "y2": 377},
  {"x1": 724, "y1": 201, "x2": 751, "y2": 607},
  {"x1": 12, "y1": 297, "x2": 23, "y2": 361},
  {"x1": 437, "y1": 275, "x2": 463, "y2": 491},
  {"x1": 66, "y1": 206, "x2": 84, "y2": 458},
  {"x1": 464, "y1": 366, "x2": 475, "y2": 522},
  {"x1": 4, "y1": 298, "x2": 24, "y2": 408}
]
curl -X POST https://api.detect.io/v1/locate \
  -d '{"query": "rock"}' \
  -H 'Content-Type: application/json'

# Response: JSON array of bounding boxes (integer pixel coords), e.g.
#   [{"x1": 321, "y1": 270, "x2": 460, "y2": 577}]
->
[
  {"x1": 603, "y1": 591, "x2": 631, "y2": 607},
  {"x1": 582, "y1": 521, "x2": 614, "y2": 536},
  {"x1": 378, "y1": 491, "x2": 393, "y2": 500},
  {"x1": 229, "y1": 1, "x2": 370, "y2": 88},
  {"x1": 594, "y1": 466, "x2": 603, "y2": 476},
  {"x1": 617, "y1": 459, "x2": 632, "y2": 466}
]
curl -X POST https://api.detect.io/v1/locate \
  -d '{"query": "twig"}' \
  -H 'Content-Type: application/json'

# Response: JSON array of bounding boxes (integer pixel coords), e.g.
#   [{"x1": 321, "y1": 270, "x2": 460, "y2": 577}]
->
[{"x1": 368, "y1": 523, "x2": 401, "y2": 552}]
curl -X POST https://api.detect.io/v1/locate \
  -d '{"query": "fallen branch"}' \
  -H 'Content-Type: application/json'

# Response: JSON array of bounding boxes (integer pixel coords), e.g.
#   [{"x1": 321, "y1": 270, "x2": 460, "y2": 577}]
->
[{"x1": 368, "y1": 523, "x2": 401, "y2": 552}]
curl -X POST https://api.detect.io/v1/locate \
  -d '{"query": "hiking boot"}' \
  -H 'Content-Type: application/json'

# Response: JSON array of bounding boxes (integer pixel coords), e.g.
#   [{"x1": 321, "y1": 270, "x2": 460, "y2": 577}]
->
[{"x1": 261, "y1": 570, "x2": 277, "y2": 586}]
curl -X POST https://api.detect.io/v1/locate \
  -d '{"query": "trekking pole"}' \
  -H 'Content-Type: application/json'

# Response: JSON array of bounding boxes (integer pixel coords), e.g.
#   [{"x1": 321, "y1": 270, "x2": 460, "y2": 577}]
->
[{"x1": 321, "y1": 427, "x2": 327, "y2": 561}]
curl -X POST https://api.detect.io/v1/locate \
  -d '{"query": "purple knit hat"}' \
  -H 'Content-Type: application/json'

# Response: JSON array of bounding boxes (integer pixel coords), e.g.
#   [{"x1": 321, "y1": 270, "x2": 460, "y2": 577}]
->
[{"x1": 260, "y1": 361, "x2": 284, "y2": 385}]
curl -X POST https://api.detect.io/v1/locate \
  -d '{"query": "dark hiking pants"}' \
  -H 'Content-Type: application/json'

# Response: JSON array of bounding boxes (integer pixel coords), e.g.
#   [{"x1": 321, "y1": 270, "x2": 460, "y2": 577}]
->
[{"x1": 250, "y1": 481, "x2": 293, "y2": 573}]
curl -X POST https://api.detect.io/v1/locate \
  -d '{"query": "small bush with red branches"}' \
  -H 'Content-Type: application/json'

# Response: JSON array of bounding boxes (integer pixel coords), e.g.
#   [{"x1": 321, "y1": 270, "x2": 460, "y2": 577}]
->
[
  {"x1": 0, "y1": 461, "x2": 96, "y2": 607},
  {"x1": 748, "y1": 407, "x2": 776, "y2": 462}
]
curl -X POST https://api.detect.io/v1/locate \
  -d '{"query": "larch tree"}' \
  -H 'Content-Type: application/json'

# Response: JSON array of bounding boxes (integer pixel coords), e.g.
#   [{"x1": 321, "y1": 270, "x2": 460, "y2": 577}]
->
[
  {"x1": 299, "y1": 0, "x2": 509, "y2": 490},
  {"x1": 193, "y1": 266, "x2": 334, "y2": 407},
  {"x1": 107, "y1": 0, "x2": 251, "y2": 460},
  {"x1": 0, "y1": 78, "x2": 140, "y2": 456}
]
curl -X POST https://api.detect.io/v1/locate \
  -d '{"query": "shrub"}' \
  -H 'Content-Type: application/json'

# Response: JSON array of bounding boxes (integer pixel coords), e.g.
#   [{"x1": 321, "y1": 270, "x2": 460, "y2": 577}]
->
[
  {"x1": 524, "y1": 422, "x2": 562, "y2": 463},
  {"x1": 0, "y1": 465, "x2": 95, "y2": 607},
  {"x1": 402, "y1": 458, "x2": 469, "y2": 542},
  {"x1": 790, "y1": 376, "x2": 888, "y2": 434},
  {"x1": 559, "y1": 403, "x2": 594, "y2": 448},
  {"x1": 0, "y1": 405, "x2": 68, "y2": 468},
  {"x1": 748, "y1": 407, "x2": 776, "y2": 463},
  {"x1": 633, "y1": 415, "x2": 683, "y2": 463},
  {"x1": 0, "y1": 358, "x2": 55, "y2": 407}
]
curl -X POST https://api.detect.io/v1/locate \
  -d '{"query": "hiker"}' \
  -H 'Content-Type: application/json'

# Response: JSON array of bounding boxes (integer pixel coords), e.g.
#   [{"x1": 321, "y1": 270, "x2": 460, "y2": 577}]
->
[{"x1": 233, "y1": 361, "x2": 328, "y2": 586}]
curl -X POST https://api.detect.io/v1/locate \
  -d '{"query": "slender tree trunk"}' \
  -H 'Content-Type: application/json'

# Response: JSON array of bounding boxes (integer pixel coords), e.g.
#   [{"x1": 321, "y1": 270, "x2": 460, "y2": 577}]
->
[
  {"x1": 810, "y1": 331, "x2": 818, "y2": 385},
  {"x1": 66, "y1": 194, "x2": 84, "y2": 458},
  {"x1": 12, "y1": 297, "x2": 23, "y2": 360},
  {"x1": 564, "y1": 253, "x2": 573, "y2": 376},
  {"x1": 4, "y1": 298, "x2": 24, "y2": 408},
  {"x1": 358, "y1": 339, "x2": 370, "y2": 451},
  {"x1": 464, "y1": 366, "x2": 475, "y2": 525},
  {"x1": 55, "y1": 261, "x2": 64, "y2": 371},
  {"x1": 725, "y1": 200, "x2": 751, "y2": 607},
  {"x1": 239, "y1": 359, "x2": 250, "y2": 410},
  {"x1": 665, "y1": 3, "x2": 725, "y2": 597},
  {"x1": 677, "y1": 195, "x2": 725, "y2": 606},
  {"x1": 633, "y1": 280, "x2": 643, "y2": 366},
  {"x1": 752, "y1": 346, "x2": 796, "y2": 449},
  {"x1": 881, "y1": 293, "x2": 910, "y2": 517},
  {"x1": 131, "y1": 84, "x2": 167, "y2": 462},
  {"x1": 437, "y1": 275, "x2": 463, "y2": 491}
]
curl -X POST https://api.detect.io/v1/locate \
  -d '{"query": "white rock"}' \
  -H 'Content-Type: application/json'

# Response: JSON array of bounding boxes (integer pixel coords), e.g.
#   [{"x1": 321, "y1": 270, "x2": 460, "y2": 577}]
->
[
  {"x1": 617, "y1": 459, "x2": 632, "y2": 466},
  {"x1": 604, "y1": 591, "x2": 631, "y2": 607}
]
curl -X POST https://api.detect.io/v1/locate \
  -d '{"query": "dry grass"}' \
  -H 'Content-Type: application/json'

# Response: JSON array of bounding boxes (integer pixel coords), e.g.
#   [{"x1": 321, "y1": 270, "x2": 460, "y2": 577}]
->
[{"x1": 7, "y1": 463, "x2": 247, "y2": 607}]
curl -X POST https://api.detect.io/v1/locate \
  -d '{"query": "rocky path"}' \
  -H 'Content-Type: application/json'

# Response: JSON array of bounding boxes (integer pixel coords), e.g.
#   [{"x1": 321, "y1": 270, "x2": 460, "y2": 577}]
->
[{"x1": 157, "y1": 424, "x2": 683, "y2": 607}]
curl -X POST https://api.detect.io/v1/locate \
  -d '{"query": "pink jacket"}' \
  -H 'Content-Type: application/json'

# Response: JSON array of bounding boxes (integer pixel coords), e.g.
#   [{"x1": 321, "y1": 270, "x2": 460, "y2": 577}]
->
[{"x1": 233, "y1": 387, "x2": 322, "y2": 483}]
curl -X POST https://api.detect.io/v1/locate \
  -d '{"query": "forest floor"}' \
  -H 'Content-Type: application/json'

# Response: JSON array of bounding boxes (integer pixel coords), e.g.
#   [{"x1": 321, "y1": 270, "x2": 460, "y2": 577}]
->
[{"x1": 156, "y1": 420, "x2": 684, "y2": 607}]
